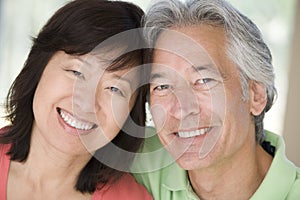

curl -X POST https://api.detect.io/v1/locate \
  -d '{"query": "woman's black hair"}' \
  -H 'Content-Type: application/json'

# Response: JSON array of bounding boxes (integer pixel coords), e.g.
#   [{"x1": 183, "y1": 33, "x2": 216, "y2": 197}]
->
[{"x1": 0, "y1": 0, "x2": 147, "y2": 193}]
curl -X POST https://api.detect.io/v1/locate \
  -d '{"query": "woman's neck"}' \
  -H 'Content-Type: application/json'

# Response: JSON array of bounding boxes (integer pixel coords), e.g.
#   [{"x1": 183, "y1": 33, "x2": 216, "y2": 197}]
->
[{"x1": 8, "y1": 130, "x2": 92, "y2": 198}]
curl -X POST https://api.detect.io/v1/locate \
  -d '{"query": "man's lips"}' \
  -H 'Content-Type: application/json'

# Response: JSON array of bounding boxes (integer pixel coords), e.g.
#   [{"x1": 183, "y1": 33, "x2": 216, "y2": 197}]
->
[
  {"x1": 176, "y1": 127, "x2": 211, "y2": 138},
  {"x1": 171, "y1": 127, "x2": 213, "y2": 139},
  {"x1": 57, "y1": 108, "x2": 97, "y2": 131}
]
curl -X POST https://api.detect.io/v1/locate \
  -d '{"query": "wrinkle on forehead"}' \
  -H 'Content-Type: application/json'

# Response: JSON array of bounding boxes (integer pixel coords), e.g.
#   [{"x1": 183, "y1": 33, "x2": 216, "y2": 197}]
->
[{"x1": 154, "y1": 25, "x2": 237, "y2": 83}]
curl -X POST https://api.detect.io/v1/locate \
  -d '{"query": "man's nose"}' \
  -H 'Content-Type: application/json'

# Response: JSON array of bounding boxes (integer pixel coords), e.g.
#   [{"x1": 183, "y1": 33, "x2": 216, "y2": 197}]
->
[{"x1": 169, "y1": 87, "x2": 200, "y2": 120}]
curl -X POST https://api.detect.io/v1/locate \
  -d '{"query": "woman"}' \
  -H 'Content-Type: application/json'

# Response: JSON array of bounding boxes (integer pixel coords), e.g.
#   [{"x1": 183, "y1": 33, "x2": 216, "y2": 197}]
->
[{"x1": 0, "y1": 0, "x2": 152, "y2": 199}]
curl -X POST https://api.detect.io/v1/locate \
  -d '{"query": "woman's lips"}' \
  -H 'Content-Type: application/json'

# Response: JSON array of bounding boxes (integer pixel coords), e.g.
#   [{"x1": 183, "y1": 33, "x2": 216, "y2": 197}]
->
[{"x1": 57, "y1": 108, "x2": 97, "y2": 134}]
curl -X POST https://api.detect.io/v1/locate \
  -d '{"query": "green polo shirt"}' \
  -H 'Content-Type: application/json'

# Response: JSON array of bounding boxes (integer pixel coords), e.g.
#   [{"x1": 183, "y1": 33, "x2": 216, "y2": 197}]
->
[{"x1": 132, "y1": 127, "x2": 300, "y2": 200}]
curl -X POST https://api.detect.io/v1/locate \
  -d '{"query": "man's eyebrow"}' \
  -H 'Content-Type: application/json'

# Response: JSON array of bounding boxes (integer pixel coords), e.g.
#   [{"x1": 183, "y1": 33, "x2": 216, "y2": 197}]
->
[
  {"x1": 149, "y1": 73, "x2": 165, "y2": 82},
  {"x1": 192, "y1": 64, "x2": 218, "y2": 74},
  {"x1": 149, "y1": 65, "x2": 218, "y2": 82},
  {"x1": 192, "y1": 64, "x2": 211, "y2": 72}
]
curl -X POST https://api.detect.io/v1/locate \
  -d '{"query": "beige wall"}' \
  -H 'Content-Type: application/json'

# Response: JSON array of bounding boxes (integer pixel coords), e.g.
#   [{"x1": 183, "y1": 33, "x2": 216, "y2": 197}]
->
[{"x1": 283, "y1": 0, "x2": 300, "y2": 167}]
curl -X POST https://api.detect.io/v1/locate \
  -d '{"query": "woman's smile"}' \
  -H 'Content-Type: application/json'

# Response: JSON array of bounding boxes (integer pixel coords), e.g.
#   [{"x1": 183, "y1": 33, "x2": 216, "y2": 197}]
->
[{"x1": 57, "y1": 107, "x2": 98, "y2": 135}]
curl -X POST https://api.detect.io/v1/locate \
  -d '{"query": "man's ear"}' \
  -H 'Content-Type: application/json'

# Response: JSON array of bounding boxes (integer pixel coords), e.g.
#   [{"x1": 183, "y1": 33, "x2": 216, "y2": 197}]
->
[{"x1": 249, "y1": 81, "x2": 267, "y2": 116}]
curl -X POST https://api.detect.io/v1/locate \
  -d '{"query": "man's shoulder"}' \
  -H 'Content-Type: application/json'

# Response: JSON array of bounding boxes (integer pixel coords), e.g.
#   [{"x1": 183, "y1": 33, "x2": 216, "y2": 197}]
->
[
  {"x1": 256, "y1": 130, "x2": 300, "y2": 199},
  {"x1": 285, "y1": 169, "x2": 300, "y2": 199},
  {"x1": 264, "y1": 130, "x2": 280, "y2": 145},
  {"x1": 132, "y1": 127, "x2": 195, "y2": 199},
  {"x1": 143, "y1": 126, "x2": 164, "y2": 151},
  {"x1": 132, "y1": 126, "x2": 176, "y2": 174}
]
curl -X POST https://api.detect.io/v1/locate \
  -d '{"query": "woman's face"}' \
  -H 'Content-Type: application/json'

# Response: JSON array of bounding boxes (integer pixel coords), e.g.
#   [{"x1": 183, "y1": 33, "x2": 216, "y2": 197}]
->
[{"x1": 32, "y1": 51, "x2": 139, "y2": 156}]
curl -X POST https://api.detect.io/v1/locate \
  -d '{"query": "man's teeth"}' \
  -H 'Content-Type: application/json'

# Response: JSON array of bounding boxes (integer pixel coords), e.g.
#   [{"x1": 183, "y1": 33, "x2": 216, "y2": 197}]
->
[
  {"x1": 178, "y1": 128, "x2": 209, "y2": 138},
  {"x1": 60, "y1": 110, "x2": 95, "y2": 131}
]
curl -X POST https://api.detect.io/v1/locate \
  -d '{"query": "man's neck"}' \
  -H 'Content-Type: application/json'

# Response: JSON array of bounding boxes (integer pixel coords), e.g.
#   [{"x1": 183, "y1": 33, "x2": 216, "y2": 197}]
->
[{"x1": 188, "y1": 143, "x2": 273, "y2": 200}]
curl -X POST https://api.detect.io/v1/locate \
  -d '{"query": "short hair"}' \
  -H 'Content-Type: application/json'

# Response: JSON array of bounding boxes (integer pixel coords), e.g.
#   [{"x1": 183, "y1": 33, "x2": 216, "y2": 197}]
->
[
  {"x1": 143, "y1": 0, "x2": 277, "y2": 143},
  {"x1": 1, "y1": 0, "x2": 146, "y2": 193}
]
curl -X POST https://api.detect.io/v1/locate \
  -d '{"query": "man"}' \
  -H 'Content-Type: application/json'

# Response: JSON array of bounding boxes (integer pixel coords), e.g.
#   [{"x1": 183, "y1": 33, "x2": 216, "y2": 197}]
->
[{"x1": 133, "y1": 0, "x2": 300, "y2": 199}]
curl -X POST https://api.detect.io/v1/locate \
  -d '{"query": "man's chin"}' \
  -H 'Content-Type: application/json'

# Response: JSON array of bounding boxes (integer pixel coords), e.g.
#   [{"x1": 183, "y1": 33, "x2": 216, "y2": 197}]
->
[
  {"x1": 176, "y1": 154, "x2": 213, "y2": 171},
  {"x1": 176, "y1": 156, "x2": 201, "y2": 170}
]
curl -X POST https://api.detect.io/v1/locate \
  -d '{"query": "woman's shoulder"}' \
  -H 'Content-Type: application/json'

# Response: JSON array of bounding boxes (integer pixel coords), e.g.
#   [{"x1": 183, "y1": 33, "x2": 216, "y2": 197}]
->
[
  {"x1": 0, "y1": 126, "x2": 11, "y2": 150},
  {"x1": 92, "y1": 173, "x2": 153, "y2": 200},
  {"x1": 0, "y1": 126, "x2": 11, "y2": 136},
  {"x1": 0, "y1": 126, "x2": 10, "y2": 133}
]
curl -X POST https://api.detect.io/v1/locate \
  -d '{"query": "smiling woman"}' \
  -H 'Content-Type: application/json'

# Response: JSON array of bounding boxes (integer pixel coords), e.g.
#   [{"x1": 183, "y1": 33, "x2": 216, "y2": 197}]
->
[{"x1": 0, "y1": 0, "x2": 152, "y2": 199}]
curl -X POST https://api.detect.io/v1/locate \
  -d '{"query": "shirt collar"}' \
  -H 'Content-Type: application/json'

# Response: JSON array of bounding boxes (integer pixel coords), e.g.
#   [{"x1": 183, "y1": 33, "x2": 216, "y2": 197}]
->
[
  {"x1": 161, "y1": 162, "x2": 188, "y2": 191},
  {"x1": 161, "y1": 161, "x2": 200, "y2": 199},
  {"x1": 251, "y1": 131, "x2": 298, "y2": 199}
]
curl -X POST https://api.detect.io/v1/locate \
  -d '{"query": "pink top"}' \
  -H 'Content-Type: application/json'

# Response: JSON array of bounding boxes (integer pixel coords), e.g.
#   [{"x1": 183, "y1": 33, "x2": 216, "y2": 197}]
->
[
  {"x1": 0, "y1": 130, "x2": 152, "y2": 199},
  {"x1": 91, "y1": 173, "x2": 153, "y2": 200},
  {"x1": 0, "y1": 143, "x2": 10, "y2": 200}
]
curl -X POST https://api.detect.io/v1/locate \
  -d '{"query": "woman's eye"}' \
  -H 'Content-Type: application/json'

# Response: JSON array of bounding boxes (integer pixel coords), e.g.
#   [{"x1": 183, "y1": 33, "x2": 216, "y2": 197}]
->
[
  {"x1": 109, "y1": 86, "x2": 124, "y2": 96},
  {"x1": 66, "y1": 69, "x2": 84, "y2": 79}
]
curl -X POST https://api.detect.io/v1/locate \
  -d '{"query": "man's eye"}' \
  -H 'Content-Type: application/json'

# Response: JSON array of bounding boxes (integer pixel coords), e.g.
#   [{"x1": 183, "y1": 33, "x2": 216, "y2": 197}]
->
[
  {"x1": 198, "y1": 78, "x2": 214, "y2": 84},
  {"x1": 155, "y1": 84, "x2": 170, "y2": 91},
  {"x1": 195, "y1": 78, "x2": 219, "y2": 90},
  {"x1": 152, "y1": 84, "x2": 173, "y2": 96}
]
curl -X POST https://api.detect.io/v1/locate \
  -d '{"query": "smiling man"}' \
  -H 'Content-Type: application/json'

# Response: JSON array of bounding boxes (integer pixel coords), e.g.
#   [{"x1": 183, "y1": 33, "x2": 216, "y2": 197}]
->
[{"x1": 133, "y1": 0, "x2": 300, "y2": 199}]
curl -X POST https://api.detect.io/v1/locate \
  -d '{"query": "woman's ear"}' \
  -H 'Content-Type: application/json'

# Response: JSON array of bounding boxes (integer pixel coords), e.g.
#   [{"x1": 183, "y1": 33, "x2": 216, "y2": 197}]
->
[{"x1": 249, "y1": 81, "x2": 267, "y2": 116}]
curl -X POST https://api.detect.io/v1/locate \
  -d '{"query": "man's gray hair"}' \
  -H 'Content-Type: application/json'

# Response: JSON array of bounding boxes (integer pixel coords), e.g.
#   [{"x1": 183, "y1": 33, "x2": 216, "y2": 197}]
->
[{"x1": 143, "y1": 0, "x2": 277, "y2": 143}]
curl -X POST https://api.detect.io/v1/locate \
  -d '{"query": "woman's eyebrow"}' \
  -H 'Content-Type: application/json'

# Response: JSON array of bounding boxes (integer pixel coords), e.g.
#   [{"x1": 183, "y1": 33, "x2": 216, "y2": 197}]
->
[
  {"x1": 112, "y1": 74, "x2": 138, "y2": 91},
  {"x1": 111, "y1": 74, "x2": 131, "y2": 84},
  {"x1": 74, "y1": 57, "x2": 93, "y2": 68}
]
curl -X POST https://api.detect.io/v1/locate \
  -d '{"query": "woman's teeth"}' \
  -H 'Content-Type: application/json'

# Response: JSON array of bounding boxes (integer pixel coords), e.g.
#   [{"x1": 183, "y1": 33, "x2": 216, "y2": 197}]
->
[
  {"x1": 59, "y1": 109, "x2": 95, "y2": 131},
  {"x1": 178, "y1": 128, "x2": 210, "y2": 138}
]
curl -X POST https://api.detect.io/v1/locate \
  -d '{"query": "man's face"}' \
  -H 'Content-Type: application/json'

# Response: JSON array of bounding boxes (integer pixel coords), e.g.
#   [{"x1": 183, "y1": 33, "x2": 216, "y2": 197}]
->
[{"x1": 149, "y1": 25, "x2": 256, "y2": 170}]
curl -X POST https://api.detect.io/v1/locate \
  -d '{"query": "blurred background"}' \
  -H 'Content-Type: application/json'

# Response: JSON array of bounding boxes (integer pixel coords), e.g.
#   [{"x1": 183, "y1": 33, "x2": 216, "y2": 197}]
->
[{"x1": 0, "y1": 0, "x2": 299, "y2": 165}]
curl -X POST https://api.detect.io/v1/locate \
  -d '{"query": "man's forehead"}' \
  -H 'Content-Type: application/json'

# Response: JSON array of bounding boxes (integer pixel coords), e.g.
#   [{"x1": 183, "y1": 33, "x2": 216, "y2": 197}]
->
[
  {"x1": 151, "y1": 47, "x2": 229, "y2": 82},
  {"x1": 152, "y1": 26, "x2": 233, "y2": 82},
  {"x1": 152, "y1": 47, "x2": 218, "y2": 70},
  {"x1": 154, "y1": 31, "x2": 208, "y2": 57}
]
